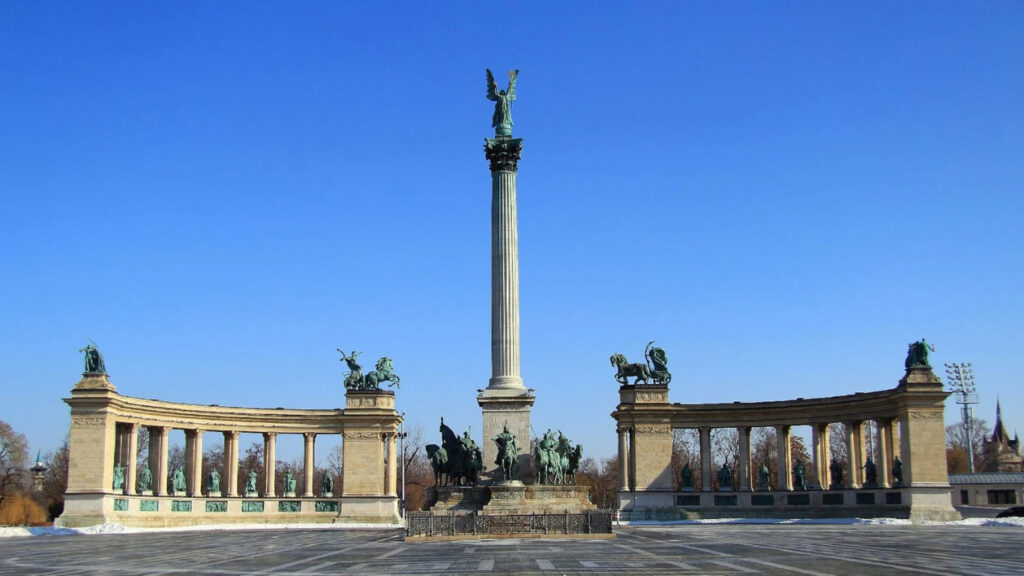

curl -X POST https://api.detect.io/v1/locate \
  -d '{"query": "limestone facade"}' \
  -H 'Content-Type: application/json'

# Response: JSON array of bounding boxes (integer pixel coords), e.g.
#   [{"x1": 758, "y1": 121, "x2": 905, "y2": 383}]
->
[
  {"x1": 58, "y1": 375, "x2": 401, "y2": 527},
  {"x1": 612, "y1": 365, "x2": 959, "y2": 522}
]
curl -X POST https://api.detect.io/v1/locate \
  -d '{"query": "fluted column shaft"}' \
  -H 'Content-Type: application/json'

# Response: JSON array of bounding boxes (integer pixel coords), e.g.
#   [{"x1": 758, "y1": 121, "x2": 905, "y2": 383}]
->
[
  {"x1": 738, "y1": 427, "x2": 752, "y2": 492},
  {"x1": 263, "y1": 433, "x2": 277, "y2": 497},
  {"x1": 303, "y1": 433, "x2": 315, "y2": 498},
  {"x1": 699, "y1": 427, "x2": 712, "y2": 492},
  {"x1": 617, "y1": 427, "x2": 630, "y2": 491},
  {"x1": 224, "y1": 431, "x2": 239, "y2": 497},
  {"x1": 490, "y1": 168, "x2": 522, "y2": 388}
]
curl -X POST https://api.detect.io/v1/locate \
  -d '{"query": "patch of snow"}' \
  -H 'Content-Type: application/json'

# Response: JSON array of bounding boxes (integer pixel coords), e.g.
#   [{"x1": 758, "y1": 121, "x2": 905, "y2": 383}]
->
[{"x1": 0, "y1": 522, "x2": 402, "y2": 538}]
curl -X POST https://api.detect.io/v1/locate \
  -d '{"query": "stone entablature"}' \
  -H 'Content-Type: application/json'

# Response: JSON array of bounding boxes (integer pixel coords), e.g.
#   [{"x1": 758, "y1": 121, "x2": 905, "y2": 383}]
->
[
  {"x1": 612, "y1": 366, "x2": 958, "y2": 522},
  {"x1": 58, "y1": 374, "x2": 402, "y2": 528}
]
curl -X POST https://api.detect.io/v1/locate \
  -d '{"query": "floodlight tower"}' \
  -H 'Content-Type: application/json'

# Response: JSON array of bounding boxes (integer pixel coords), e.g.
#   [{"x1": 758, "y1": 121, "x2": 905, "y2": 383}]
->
[{"x1": 945, "y1": 362, "x2": 978, "y2": 473}]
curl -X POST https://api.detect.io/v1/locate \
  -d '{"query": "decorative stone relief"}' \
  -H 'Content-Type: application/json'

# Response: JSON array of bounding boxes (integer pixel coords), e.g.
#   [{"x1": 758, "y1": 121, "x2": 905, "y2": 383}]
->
[
  {"x1": 344, "y1": 431, "x2": 381, "y2": 440},
  {"x1": 206, "y1": 501, "x2": 227, "y2": 513},
  {"x1": 140, "y1": 500, "x2": 158, "y2": 512},
  {"x1": 71, "y1": 417, "x2": 104, "y2": 426},
  {"x1": 634, "y1": 424, "x2": 671, "y2": 434},
  {"x1": 278, "y1": 501, "x2": 301, "y2": 513},
  {"x1": 171, "y1": 501, "x2": 192, "y2": 512},
  {"x1": 113, "y1": 498, "x2": 128, "y2": 512},
  {"x1": 241, "y1": 501, "x2": 264, "y2": 512},
  {"x1": 908, "y1": 411, "x2": 943, "y2": 420},
  {"x1": 315, "y1": 501, "x2": 339, "y2": 512}
]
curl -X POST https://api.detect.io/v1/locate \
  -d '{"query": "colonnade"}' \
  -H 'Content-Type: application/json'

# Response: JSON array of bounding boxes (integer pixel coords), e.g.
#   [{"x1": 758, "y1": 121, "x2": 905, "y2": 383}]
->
[
  {"x1": 59, "y1": 373, "x2": 402, "y2": 527},
  {"x1": 611, "y1": 365, "x2": 959, "y2": 521},
  {"x1": 617, "y1": 419, "x2": 900, "y2": 493}
]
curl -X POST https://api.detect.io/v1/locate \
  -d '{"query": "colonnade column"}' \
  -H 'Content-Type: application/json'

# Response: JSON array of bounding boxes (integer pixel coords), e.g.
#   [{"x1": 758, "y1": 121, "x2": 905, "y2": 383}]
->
[
  {"x1": 150, "y1": 426, "x2": 169, "y2": 496},
  {"x1": 126, "y1": 423, "x2": 138, "y2": 495},
  {"x1": 263, "y1": 432, "x2": 277, "y2": 497},
  {"x1": 617, "y1": 427, "x2": 630, "y2": 491},
  {"x1": 303, "y1": 433, "x2": 316, "y2": 498},
  {"x1": 186, "y1": 429, "x2": 204, "y2": 496},
  {"x1": 737, "y1": 427, "x2": 751, "y2": 492},
  {"x1": 845, "y1": 421, "x2": 863, "y2": 489},
  {"x1": 386, "y1": 433, "x2": 398, "y2": 496},
  {"x1": 224, "y1": 431, "x2": 239, "y2": 497},
  {"x1": 628, "y1": 428, "x2": 636, "y2": 491},
  {"x1": 699, "y1": 427, "x2": 712, "y2": 492},
  {"x1": 776, "y1": 425, "x2": 792, "y2": 491},
  {"x1": 813, "y1": 423, "x2": 830, "y2": 489},
  {"x1": 877, "y1": 420, "x2": 892, "y2": 488}
]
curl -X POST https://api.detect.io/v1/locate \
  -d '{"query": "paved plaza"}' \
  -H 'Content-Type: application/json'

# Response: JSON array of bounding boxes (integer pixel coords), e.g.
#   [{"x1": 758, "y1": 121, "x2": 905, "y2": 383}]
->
[{"x1": 1, "y1": 524, "x2": 1022, "y2": 575}]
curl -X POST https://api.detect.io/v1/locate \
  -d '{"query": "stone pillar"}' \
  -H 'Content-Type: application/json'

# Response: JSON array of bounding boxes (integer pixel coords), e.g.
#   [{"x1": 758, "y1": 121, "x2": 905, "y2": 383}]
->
[
  {"x1": 628, "y1": 428, "x2": 637, "y2": 491},
  {"x1": 737, "y1": 427, "x2": 751, "y2": 492},
  {"x1": 617, "y1": 426, "x2": 630, "y2": 491},
  {"x1": 699, "y1": 427, "x2": 712, "y2": 492},
  {"x1": 883, "y1": 418, "x2": 898, "y2": 484},
  {"x1": 303, "y1": 433, "x2": 315, "y2": 498},
  {"x1": 148, "y1": 427, "x2": 169, "y2": 496},
  {"x1": 776, "y1": 425, "x2": 792, "y2": 491},
  {"x1": 263, "y1": 432, "x2": 277, "y2": 497},
  {"x1": 846, "y1": 421, "x2": 863, "y2": 489},
  {"x1": 224, "y1": 431, "x2": 239, "y2": 497},
  {"x1": 386, "y1": 433, "x2": 398, "y2": 496},
  {"x1": 877, "y1": 420, "x2": 891, "y2": 488},
  {"x1": 478, "y1": 135, "x2": 533, "y2": 480},
  {"x1": 126, "y1": 423, "x2": 138, "y2": 495},
  {"x1": 185, "y1": 429, "x2": 203, "y2": 496},
  {"x1": 814, "y1": 423, "x2": 831, "y2": 489}
]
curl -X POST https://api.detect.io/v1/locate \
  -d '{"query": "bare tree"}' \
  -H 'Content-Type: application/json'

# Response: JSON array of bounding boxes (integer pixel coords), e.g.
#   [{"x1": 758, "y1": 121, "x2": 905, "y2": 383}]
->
[
  {"x1": 946, "y1": 419, "x2": 991, "y2": 473},
  {"x1": 671, "y1": 429, "x2": 699, "y2": 490},
  {"x1": 0, "y1": 421, "x2": 28, "y2": 509},
  {"x1": 828, "y1": 423, "x2": 848, "y2": 468},
  {"x1": 39, "y1": 436, "x2": 69, "y2": 520}
]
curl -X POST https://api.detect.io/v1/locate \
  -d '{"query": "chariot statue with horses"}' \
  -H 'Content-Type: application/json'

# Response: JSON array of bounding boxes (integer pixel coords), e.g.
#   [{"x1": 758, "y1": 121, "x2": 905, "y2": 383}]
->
[
  {"x1": 426, "y1": 418, "x2": 482, "y2": 486},
  {"x1": 611, "y1": 340, "x2": 671, "y2": 386},
  {"x1": 338, "y1": 348, "x2": 401, "y2": 391}
]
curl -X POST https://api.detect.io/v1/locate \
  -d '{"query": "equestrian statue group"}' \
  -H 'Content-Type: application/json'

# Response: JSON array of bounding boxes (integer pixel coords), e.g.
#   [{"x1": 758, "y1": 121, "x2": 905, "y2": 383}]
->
[
  {"x1": 338, "y1": 349, "x2": 400, "y2": 391},
  {"x1": 426, "y1": 418, "x2": 483, "y2": 486},
  {"x1": 532, "y1": 428, "x2": 583, "y2": 485},
  {"x1": 611, "y1": 340, "x2": 671, "y2": 386}
]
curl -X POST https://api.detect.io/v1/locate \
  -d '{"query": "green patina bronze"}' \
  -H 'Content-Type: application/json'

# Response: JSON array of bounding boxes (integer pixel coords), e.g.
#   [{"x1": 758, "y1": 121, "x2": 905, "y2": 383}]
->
[
  {"x1": 207, "y1": 469, "x2": 221, "y2": 493},
  {"x1": 112, "y1": 464, "x2": 125, "y2": 491},
  {"x1": 426, "y1": 418, "x2": 481, "y2": 487},
  {"x1": 532, "y1": 429, "x2": 582, "y2": 485},
  {"x1": 284, "y1": 471, "x2": 297, "y2": 494},
  {"x1": 611, "y1": 342, "x2": 672, "y2": 386},
  {"x1": 241, "y1": 501, "x2": 263, "y2": 513},
  {"x1": 717, "y1": 464, "x2": 732, "y2": 490},
  {"x1": 245, "y1": 470, "x2": 258, "y2": 495},
  {"x1": 278, "y1": 501, "x2": 301, "y2": 513},
  {"x1": 113, "y1": 498, "x2": 128, "y2": 512},
  {"x1": 863, "y1": 458, "x2": 878, "y2": 486},
  {"x1": 171, "y1": 500, "x2": 192, "y2": 512},
  {"x1": 680, "y1": 462, "x2": 694, "y2": 489},
  {"x1": 137, "y1": 464, "x2": 153, "y2": 492},
  {"x1": 206, "y1": 501, "x2": 228, "y2": 512},
  {"x1": 893, "y1": 456, "x2": 904, "y2": 486},
  {"x1": 321, "y1": 472, "x2": 334, "y2": 495},
  {"x1": 904, "y1": 338, "x2": 935, "y2": 369},
  {"x1": 315, "y1": 500, "x2": 339, "y2": 512},
  {"x1": 758, "y1": 464, "x2": 771, "y2": 490},
  {"x1": 829, "y1": 458, "x2": 844, "y2": 489},
  {"x1": 793, "y1": 460, "x2": 807, "y2": 491},
  {"x1": 171, "y1": 468, "x2": 186, "y2": 493},
  {"x1": 79, "y1": 342, "x2": 106, "y2": 374},
  {"x1": 486, "y1": 69, "x2": 518, "y2": 136},
  {"x1": 140, "y1": 500, "x2": 158, "y2": 512},
  {"x1": 492, "y1": 422, "x2": 520, "y2": 482},
  {"x1": 338, "y1": 349, "x2": 400, "y2": 391}
]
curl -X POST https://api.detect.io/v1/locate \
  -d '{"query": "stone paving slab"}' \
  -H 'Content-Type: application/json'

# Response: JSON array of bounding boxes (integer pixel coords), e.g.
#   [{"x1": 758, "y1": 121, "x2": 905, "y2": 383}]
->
[{"x1": 1, "y1": 525, "x2": 1022, "y2": 575}]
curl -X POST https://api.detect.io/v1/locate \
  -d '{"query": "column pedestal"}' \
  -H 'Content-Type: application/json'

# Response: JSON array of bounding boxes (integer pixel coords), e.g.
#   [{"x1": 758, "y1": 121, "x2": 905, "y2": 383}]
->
[{"x1": 478, "y1": 390, "x2": 535, "y2": 480}]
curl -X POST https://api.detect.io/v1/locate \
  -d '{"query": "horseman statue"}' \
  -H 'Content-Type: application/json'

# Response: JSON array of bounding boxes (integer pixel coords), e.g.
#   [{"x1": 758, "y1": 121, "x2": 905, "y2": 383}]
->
[
  {"x1": 338, "y1": 348, "x2": 400, "y2": 391},
  {"x1": 533, "y1": 428, "x2": 583, "y2": 485},
  {"x1": 492, "y1": 422, "x2": 520, "y2": 482},
  {"x1": 426, "y1": 418, "x2": 481, "y2": 487},
  {"x1": 904, "y1": 339, "x2": 935, "y2": 369}
]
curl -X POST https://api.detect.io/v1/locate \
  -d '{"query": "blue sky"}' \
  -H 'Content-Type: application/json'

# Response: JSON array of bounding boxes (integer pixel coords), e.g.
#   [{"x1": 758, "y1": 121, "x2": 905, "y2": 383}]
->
[{"x1": 2, "y1": 2, "x2": 1022, "y2": 464}]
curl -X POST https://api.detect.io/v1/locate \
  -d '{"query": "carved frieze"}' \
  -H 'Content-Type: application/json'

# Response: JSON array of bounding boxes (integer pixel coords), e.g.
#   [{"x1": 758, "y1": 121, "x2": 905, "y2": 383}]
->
[
  {"x1": 71, "y1": 417, "x2": 105, "y2": 426},
  {"x1": 634, "y1": 424, "x2": 671, "y2": 435},
  {"x1": 343, "y1": 431, "x2": 381, "y2": 440}
]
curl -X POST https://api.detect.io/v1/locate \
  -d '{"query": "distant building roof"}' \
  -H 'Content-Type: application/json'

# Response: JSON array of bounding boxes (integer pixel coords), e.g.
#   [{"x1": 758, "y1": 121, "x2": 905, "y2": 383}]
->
[{"x1": 949, "y1": 472, "x2": 1024, "y2": 485}]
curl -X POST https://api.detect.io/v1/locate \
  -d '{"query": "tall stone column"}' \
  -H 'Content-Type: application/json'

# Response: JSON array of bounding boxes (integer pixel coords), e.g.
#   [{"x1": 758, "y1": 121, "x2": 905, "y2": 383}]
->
[
  {"x1": 617, "y1": 427, "x2": 630, "y2": 491},
  {"x1": 478, "y1": 134, "x2": 535, "y2": 479},
  {"x1": 737, "y1": 427, "x2": 751, "y2": 492},
  {"x1": 814, "y1": 423, "x2": 831, "y2": 489},
  {"x1": 126, "y1": 424, "x2": 138, "y2": 495},
  {"x1": 877, "y1": 420, "x2": 891, "y2": 488},
  {"x1": 152, "y1": 427, "x2": 169, "y2": 497},
  {"x1": 186, "y1": 429, "x2": 203, "y2": 496},
  {"x1": 303, "y1": 433, "x2": 315, "y2": 498},
  {"x1": 224, "y1": 431, "x2": 239, "y2": 497},
  {"x1": 263, "y1": 433, "x2": 277, "y2": 497},
  {"x1": 386, "y1": 433, "x2": 398, "y2": 496},
  {"x1": 699, "y1": 427, "x2": 712, "y2": 492},
  {"x1": 846, "y1": 421, "x2": 863, "y2": 489},
  {"x1": 776, "y1": 425, "x2": 793, "y2": 491}
]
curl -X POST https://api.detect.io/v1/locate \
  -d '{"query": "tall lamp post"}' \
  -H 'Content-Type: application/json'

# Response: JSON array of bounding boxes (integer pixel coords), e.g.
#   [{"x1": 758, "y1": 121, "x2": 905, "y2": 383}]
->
[{"x1": 945, "y1": 363, "x2": 978, "y2": 473}]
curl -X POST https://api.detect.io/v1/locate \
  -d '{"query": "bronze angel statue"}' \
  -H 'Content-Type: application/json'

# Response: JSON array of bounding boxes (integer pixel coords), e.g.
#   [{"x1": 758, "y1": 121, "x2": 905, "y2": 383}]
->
[{"x1": 486, "y1": 68, "x2": 518, "y2": 136}]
